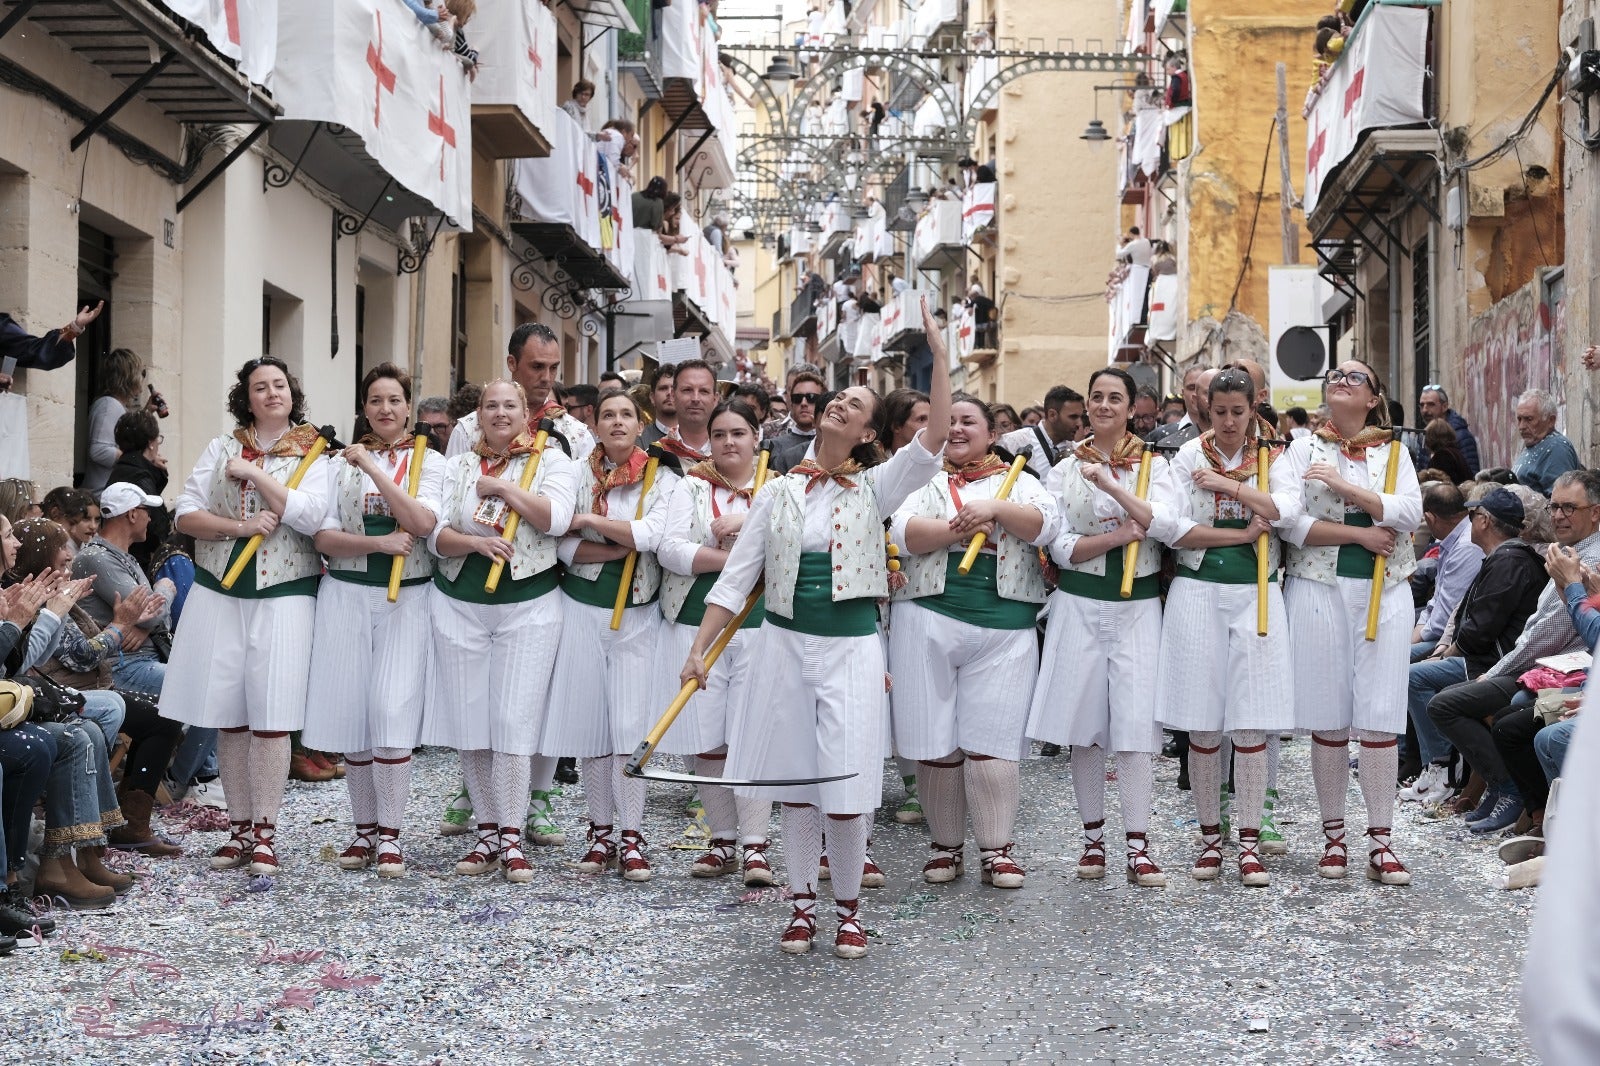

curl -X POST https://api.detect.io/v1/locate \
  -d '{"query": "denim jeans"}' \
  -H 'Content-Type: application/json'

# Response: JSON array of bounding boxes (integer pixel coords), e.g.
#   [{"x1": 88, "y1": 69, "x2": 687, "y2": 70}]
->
[
  {"x1": 0, "y1": 723, "x2": 55, "y2": 877},
  {"x1": 77, "y1": 690, "x2": 126, "y2": 749},
  {"x1": 37, "y1": 719, "x2": 120, "y2": 856},
  {"x1": 1536, "y1": 718, "x2": 1577, "y2": 781},
  {"x1": 168, "y1": 726, "x2": 218, "y2": 787},
  {"x1": 1407, "y1": 656, "x2": 1468, "y2": 766},
  {"x1": 1410, "y1": 640, "x2": 1437, "y2": 663},
  {"x1": 109, "y1": 648, "x2": 164, "y2": 697}
]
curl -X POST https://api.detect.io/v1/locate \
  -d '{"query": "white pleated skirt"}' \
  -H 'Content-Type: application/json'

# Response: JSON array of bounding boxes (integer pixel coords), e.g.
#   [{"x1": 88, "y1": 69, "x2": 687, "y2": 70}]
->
[
  {"x1": 422, "y1": 585, "x2": 561, "y2": 756},
  {"x1": 1154, "y1": 577, "x2": 1295, "y2": 733},
  {"x1": 1283, "y1": 575, "x2": 1409, "y2": 734},
  {"x1": 300, "y1": 578, "x2": 431, "y2": 753},
  {"x1": 161, "y1": 584, "x2": 316, "y2": 731},
  {"x1": 652, "y1": 619, "x2": 758, "y2": 756},
  {"x1": 1025, "y1": 589, "x2": 1163, "y2": 753},
  {"x1": 727, "y1": 625, "x2": 891, "y2": 814},
  {"x1": 538, "y1": 594, "x2": 661, "y2": 757},
  {"x1": 888, "y1": 602, "x2": 1037, "y2": 761}
]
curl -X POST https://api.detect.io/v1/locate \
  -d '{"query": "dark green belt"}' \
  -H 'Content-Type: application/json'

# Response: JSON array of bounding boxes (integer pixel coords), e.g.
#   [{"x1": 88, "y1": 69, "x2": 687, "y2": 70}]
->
[
  {"x1": 676, "y1": 572, "x2": 763, "y2": 629},
  {"x1": 765, "y1": 552, "x2": 877, "y2": 637},
  {"x1": 433, "y1": 553, "x2": 559, "y2": 605},
  {"x1": 915, "y1": 553, "x2": 1038, "y2": 630},
  {"x1": 1336, "y1": 511, "x2": 1377, "y2": 579},
  {"x1": 325, "y1": 514, "x2": 429, "y2": 588},
  {"x1": 1055, "y1": 565, "x2": 1158, "y2": 602},
  {"x1": 194, "y1": 538, "x2": 319, "y2": 600},
  {"x1": 562, "y1": 557, "x2": 659, "y2": 610}
]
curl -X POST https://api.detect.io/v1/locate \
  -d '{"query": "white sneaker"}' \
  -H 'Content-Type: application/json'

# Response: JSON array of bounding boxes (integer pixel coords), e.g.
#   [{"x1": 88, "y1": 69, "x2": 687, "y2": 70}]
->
[
  {"x1": 190, "y1": 779, "x2": 227, "y2": 810},
  {"x1": 1399, "y1": 763, "x2": 1448, "y2": 804}
]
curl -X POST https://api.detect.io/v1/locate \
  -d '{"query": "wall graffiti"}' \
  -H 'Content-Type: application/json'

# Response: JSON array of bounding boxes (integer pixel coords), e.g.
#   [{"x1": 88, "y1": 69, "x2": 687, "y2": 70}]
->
[{"x1": 1458, "y1": 272, "x2": 1567, "y2": 470}]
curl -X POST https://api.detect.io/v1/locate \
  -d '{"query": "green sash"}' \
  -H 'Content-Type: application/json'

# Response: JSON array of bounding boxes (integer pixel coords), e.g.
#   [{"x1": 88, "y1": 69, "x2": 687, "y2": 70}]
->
[
  {"x1": 676, "y1": 572, "x2": 764, "y2": 629},
  {"x1": 194, "y1": 538, "x2": 319, "y2": 600},
  {"x1": 917, "y1": 553, "x2": 1038, "y2": 630},
  {"x1": 1336, "y1": 511, "x2": 1378, "y2": 579},
  {"x1": 325, "y1": 514, "x2": 429, "y2": 589},
  {"x1": 765, "y1": 552, "x2": 878, "y2": 637},
  {"x1": 433, "y1": 552, "x2": 559, "y2": 605},
  {"x1": 1179, "y1": 518, "x2": 1276, "y2": 585},
  {"x1": 1056, "y1": 565, "x2": 1158, "y2": 602},
  {"x1": 562, "y1": 557, "x2": 659, "y2": 610}
]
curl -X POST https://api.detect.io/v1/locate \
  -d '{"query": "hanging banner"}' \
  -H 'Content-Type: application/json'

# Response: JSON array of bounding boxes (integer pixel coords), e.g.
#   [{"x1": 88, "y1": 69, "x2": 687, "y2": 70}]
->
[
  {"x1": 166, "y1": 0, "x2": 278, "y2": 86},
  {"x1": 1303, "y1": 5, "x2": 1430, "y2": 213}
]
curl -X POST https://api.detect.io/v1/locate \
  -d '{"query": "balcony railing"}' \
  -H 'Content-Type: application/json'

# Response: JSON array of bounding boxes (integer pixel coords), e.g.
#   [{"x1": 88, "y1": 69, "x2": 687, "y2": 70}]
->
[
  {"x1": 912, "y1": 0, "x2": 965, "y2": 45},
  {"x1": 912, "y1": 196, "x2": 965, "y2": 272},
  {"x1": 880, "y1": 290, "x2": 930, "y2": 353},
  {"x1": 789, "y1": 285, "x2": 820, "y2": 339},
  {"x1": 470, "y1": 0, "x2": 558, "y2": 159},
  {"x1": 661, "y1": 0, "x2": 738, "y2": 187},
  {"x1": 1107, "y1": 264, "x2": 1151, "y2": 362}
]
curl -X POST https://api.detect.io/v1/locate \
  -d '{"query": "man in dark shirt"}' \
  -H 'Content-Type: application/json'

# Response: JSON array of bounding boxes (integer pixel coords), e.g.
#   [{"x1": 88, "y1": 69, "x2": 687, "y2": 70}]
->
[
  {"x1": 0, "y1": 301, "x2": 103, "y2": 390},
  {"x1": 1402, "y1": 487, "x2": 1546, "y2": 806}
]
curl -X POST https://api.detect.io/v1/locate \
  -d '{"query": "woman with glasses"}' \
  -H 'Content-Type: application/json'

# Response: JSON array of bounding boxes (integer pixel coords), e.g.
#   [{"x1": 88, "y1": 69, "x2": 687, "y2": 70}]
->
[
  {"x1": 165, "y1": 356, "x2": 333, "y2": 878},
  {"x1": 1277, "y1": 361, "x2": 1421, "y2": 886}
]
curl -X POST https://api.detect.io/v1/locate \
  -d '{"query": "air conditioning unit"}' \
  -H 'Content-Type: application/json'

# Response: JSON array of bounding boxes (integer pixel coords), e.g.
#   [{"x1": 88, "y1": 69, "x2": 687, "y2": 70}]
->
[{"x1": 1269, "y1": 266, "x2": 1336, "y2": 414}]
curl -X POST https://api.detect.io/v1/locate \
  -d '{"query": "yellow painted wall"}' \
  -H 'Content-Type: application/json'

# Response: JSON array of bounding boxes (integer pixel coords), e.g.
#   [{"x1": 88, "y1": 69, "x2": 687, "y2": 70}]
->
[{"x1": 1179, "y1": 3, "x2": 1327, "y2": 360}]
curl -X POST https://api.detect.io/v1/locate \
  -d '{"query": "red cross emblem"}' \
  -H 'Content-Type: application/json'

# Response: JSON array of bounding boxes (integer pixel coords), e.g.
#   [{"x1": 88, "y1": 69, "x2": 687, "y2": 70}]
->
[
  {"x1": 1343, "y1": 69, "x2": 1365, "y2": 117},
  {"x1": 428, "y1": 75, "x2": 456, "y2": 181},
  {"x1": 223, "y1": 0, "x2": 240, "y2": 46},
  {"x1": 529, "y1": 23, "x2": 543, "y2": 87},
  {"x1": 575, "y1": 168, "x2": 594, "y2": 201},
  {"x1": 656, "y1": 272, "x2": 667, "y2": 293},
  {"x1": 1308, "y1": 124, "x2": 1327, "y2": 177},
  {"x1": 366, "y1": 12, "x2": 397, "y2": 128},
  {"x1": 693, "y1": 248, "x2": 707, "y2": 294}
]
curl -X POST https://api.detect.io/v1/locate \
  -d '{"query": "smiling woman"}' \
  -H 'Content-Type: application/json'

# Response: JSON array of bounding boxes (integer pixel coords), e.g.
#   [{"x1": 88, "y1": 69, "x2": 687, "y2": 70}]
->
[{"x1": 164, "y1": 356, "x2": 333, "y2": 879}]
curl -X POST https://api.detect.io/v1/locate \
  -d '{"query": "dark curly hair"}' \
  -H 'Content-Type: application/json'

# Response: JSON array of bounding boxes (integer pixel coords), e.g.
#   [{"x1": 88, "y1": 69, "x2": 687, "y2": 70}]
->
[
  {"x1": 114, "y1": 410, "x2": 161, "y2": 454},
  {"x1": 226, "y1": 356, "x2": 306, "y2": 427}
]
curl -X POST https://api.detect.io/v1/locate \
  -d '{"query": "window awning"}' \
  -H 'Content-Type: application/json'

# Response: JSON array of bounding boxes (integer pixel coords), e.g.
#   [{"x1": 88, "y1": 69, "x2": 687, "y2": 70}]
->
[
  {"x1": 565, "y1": 0, "x2": 638, "y2": 33},
  {"x1": 3, "y1": 0, "x2": 278, "y2": 130}
]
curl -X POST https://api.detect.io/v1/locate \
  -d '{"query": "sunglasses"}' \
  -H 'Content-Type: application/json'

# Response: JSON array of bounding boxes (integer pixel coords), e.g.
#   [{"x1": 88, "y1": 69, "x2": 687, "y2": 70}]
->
[
  {"x1": 791, "y1": 393, "x2": 823, "y2": 405},
  {"x1": 1325, "y1": 369, "x2": 1373, "y2": 388}
]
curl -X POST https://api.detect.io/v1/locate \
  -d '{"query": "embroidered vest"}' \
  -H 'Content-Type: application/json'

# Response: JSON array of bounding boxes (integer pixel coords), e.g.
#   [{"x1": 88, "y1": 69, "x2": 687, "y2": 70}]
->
[
  {"x1": 1053, "y1": 457, "x2": 1164, "y2": 579},
  {"x1": 891, "y1": 473, "x2": 1048, "y2": 604},
  {"x1": 193, "y1": 436, "x2": 322, "y2": 590},
  {"x1": 764, "y1": 472, "x2": 887, "y2": 618},
  {"x1": 433, "y1": 451, "x2": 561, "y2": 582},
  {"x1": 1284, "y1": 436, "x2": 1417, "y2": 587},
  {"x1": 661, "y1": 477, "x2": 726, "y2": 623},
  {"x1": 1171, "y1": 444, "x2": 1282, "y2": 574},
  {"x1": 325, "y1": 454, "x2": 435, "y2": 582},
  {"x1": 563, "y1": 459, "x2": 665, "y2": 603}
]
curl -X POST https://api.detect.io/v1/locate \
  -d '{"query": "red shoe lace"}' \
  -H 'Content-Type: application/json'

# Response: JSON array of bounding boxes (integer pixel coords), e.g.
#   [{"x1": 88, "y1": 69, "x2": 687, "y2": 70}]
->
[
  {"x1": 1193, "y1": 824, "x2": 1223, "y2": 873},
  {"x1": 619, "y1": 831, "x2": 649, "y2": 874},
  {"x1": 983, "y1": 843, "x2": 1023, "y2": 879},
  {"x1": 834, "y1": 900, "x2": 866, "y2": 951},
  {"x1": 375, "y1": 830, "x2": 402, "y2": 869},
  {"x1": 250, "y1": 822, "x2": 277, "y2": 868},
  {"x1": 1237, "y1": 831, "x2": 1266, "y2": 879},
  {"x1": 781, "y1": 892, "x2": 817, "y2": 946},
  {"x1": 1079, "y1": 820, "x2": 1106, "y2": 870},
  {"x1": 215, "y1": 822, "x2": 252, "y2": 860},
  {"x1": 742, "y1": 841, "x2": 772, "y2": 873},
  {"x1": 1320, "y1": 820, "x2": 1348, "y2": 870},
  {"x1": 924, "y1": 842, "x2": 964, "y2": 874},
  {"x1": 1367, "y1": 828, "x2": 1406, "y2": 876}
]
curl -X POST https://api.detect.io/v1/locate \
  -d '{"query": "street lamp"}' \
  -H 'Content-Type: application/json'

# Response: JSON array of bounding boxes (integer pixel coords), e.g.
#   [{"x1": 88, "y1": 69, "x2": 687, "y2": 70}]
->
[
  {"x1": 1080, "y1": 118, "x2": 1111, "y2": 143},
  {"x1": 764, "y1": 54, "x2": 798, "y2": 83}
]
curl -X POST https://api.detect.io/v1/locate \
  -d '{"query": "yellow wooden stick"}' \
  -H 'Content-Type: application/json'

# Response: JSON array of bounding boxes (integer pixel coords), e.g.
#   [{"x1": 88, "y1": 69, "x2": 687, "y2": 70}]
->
[
  {"x1": 484, "y1": 428, "x2": 551, "y2": 594},
  {"x1": 959, "y1": 451, "x2": 1031, "y2": 575},
  {"x1": 1119, "y1": 444, "x2": 1155, "y2": 599},
  {"x1": 610, "y1": 456, "x2": 660, "y2": 630},
  {"x1": 1364, "y1": 430, "x2": 1404, "y2": 641},
  {"x1": 627, "y1": 453, "x2": 776, "y2": 773},
  {"x1": 221, "y1": 427, "x2": 333, "y2": 590},
  {"x1": 386, "y1": 429, "x2": 430, "y2": 603},
  {"x1": 1255, "y1": 442, "x2": 1271, "y2": 636},
  {"x1": 754, "y1": 444, "x2": 771, "y2": 490}
]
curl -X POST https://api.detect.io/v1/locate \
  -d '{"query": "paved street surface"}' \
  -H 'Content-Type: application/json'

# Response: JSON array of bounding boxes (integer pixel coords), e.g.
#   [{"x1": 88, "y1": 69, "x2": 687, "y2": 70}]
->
[{"x1": 8, "y1": 741, "x2": 1534, "y2": 1065}]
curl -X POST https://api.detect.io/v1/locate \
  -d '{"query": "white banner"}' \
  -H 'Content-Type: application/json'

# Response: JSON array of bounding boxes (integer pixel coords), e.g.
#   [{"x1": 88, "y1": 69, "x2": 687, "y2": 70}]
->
[
  {"x1": 165, "y1": 0, "x2": 277, "y2": 86},
  {"x1": 0, "y1": 393, "x2": 28, "y2": 479},
  {"x1": 961, "y1": 181, "x2": 994, "y2": 241},
  {"x1": 275, "y1": 0, "x2": 472, "y2": 226},
  {"x1": 514, "y1": 110, "x2": 600, "y2": 249},
  {"x1": 1304, "y1": 5, "x2": 1430, "y2": 213},
  {"x1": 471, "y1": 0, "x2": 557, "y2": 142},
  {"x1": 661, "y1": 0, "x2": 737, "y2": 176}
]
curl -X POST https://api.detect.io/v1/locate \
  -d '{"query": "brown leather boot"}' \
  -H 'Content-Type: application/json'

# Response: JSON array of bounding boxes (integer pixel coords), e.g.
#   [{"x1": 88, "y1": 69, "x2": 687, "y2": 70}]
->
[
  {"x1": 76, "y1": 846, "x2": 134, "y2": 895},
  {"x1": 33, "y1": 855, "x2": 115, "y2": 909},
  {"x1": 107, "y1": 789, "x2": 181, "y2": 858}
]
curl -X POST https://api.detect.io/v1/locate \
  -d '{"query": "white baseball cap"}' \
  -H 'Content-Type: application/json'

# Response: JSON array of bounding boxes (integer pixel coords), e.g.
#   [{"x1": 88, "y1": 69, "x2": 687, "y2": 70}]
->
[{"x1": 100, "y1": 482, "x2": 162, "y2": 517}]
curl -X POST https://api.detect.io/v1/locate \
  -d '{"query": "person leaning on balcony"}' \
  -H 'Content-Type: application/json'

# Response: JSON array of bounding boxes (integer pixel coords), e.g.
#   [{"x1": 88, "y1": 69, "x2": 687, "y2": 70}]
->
[
  {"x1": 1512, "y1": 389, "x2": 1581, "y2": 497},
  {"x1": 563, "y1": 79, "x2": 596, "y2": 133},
  {"x1": 660, "y1": 194, "x2": 692, "y2": 256}
]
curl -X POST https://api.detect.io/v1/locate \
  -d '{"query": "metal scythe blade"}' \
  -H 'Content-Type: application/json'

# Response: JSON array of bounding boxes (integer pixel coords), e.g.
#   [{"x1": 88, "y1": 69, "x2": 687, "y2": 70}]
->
[{"x1": 622, "y1": 763, "x2": 859, "y2": 787}]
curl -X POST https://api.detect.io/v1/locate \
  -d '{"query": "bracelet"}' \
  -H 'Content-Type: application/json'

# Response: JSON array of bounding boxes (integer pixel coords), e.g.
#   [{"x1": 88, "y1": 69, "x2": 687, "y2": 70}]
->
[
  {"x1": 60, "y1": 323, "x2": 82, "y2": 342},
  {"x1": 102, "y1": 624, "x2": 123, "y2": 645}
]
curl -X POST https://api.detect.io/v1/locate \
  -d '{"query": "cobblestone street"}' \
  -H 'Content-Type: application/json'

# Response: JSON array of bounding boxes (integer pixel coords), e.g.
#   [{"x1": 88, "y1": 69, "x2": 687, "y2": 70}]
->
[{"x1": 4, "y1": 740, "x2": 1534, "y2": 1065}]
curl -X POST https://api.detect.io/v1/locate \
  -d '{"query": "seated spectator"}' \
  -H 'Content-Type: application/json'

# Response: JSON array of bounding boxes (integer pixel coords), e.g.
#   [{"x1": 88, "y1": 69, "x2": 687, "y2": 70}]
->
[
  {"x1": 1427, "y1": 470, "x2": 1600, "y2": 833},
  {"x1": 1412, "y1": 482, "x2": 1485, "y2": 648},
  {"x1": 106, "y1": 410, "x2": 171, "y2": 569},
  {"x1": 1424, "y1": 418, "x2": 1472, "y2": 485},
  {"x1": 0, "y1": 479, "x2": 36, "y2": 524},
  {"x1": 1478, "y1": 466, "x2": 1519, "y2": 486},
  {"x1": 40, "y1": 487, "x2": 98, "y2": 558},
  {"x1": 1513, "y1": 389, "x2": 1582, "y2": 496},
  {"x1": 145, "y1": 531, "x2": 219, "y2": 806},
  {"x1": 1489, "y1": 545, "x2": 1600, "y2": 843},
  {"x1": 1418, "y1": 385, "x2": 1480, "y2": 476},
  {"x1": 0, "y1": 517, "x2": 127, "y2": 909},
  {"x1": 1403, "y1": 488, "x2": 1541, "y2": 806},
  {"x1": 15, "y1": 519, "x2": 181, "y2": 858},
  {"x1": 72, "y1": 482, "x2": 174, "y2": 698}
]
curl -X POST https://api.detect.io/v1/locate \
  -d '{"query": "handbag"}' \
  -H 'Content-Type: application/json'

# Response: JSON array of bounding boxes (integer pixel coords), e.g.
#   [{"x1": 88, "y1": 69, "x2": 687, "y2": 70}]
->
[
  {"x1": 19, "y1": 671, "x2": 87, "y2": 725},
  {"x1": 0, "y1": 680, "x2": 32, "y2": 730}
]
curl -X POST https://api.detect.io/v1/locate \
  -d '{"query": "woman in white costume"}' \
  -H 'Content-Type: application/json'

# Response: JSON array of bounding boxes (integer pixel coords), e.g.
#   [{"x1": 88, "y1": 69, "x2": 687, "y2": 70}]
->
[
  {"x1": 166, "y1": 356, "x2": 333, "y2": 876},
  {"x1": 1278, "y1": 359, "x2": 1420, "y2": 886},
  {"x1": 888, "y1": 394, "x2": 1056, "y2": 890},
  {"x1": 303, "y1": 364, "x2": 444, "y2": 878},
  {"x1": 426, "y1": 379, "x2": 578, "y2": 885},
  {"x1": 681, "y1": 299, "x2": 951, "y2": 960},
  {"x1": 1026, "y1": 366, "x2": 1175, "y2": 889},
  {"x1": 544, "y1": 389, "x2": 675, "y2": 883},
  {"x1": 1153, "y1": 368, "x2": 1294, "y2": 888},
  {"x1": 655, "y1": 399, "x2": 774, "y2": 885}
]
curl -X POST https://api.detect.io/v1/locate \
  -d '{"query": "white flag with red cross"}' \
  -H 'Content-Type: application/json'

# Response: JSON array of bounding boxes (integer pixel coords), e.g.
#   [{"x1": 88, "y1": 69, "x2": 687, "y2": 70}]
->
[
  {"x1": 274, "y1": 0, "x2": 472, "y2": 227},
  {"x1": 514, "y1": 110, "x2": 603, "y2": 250},
  {"x1": 473, "y1": 0, "x2": 557, "y2": 140},
  {"x1": 165, "y1": 0, "x2": 277, "y2": 86}
]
